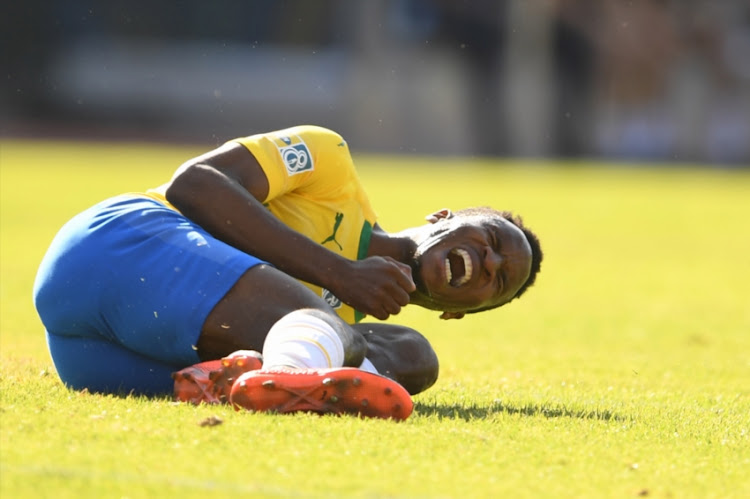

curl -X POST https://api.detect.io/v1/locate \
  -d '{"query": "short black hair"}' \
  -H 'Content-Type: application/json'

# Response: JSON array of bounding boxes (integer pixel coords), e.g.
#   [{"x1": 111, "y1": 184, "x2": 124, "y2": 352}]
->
[{"x1": 455, "y1": 207, "x2": 543, "y2": 310}]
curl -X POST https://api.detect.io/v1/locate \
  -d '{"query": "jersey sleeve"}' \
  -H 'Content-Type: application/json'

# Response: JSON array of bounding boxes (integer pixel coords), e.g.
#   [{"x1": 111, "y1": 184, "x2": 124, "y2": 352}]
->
[{"x1": 231, "y1": 125, "x2": 356, "y2": 204}]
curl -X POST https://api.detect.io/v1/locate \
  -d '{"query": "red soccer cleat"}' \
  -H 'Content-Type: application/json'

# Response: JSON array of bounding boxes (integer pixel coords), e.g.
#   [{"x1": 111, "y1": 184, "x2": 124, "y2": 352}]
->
[
  {"x1": 173, "y1": 350, "x2": 263, "y2": 405},
  {"x1": 229, "y1": 367, "x2": 413, "y2": 420}
]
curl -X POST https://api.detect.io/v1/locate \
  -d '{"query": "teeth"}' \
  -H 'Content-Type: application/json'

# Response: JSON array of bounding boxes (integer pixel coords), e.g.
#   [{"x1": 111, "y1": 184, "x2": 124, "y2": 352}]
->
[
  {"x1": 456, "y1": 249, "x2": 472, "y2": 285},
  {"x1": 445, "y1": 249, "x2": 473, "y2": 286}
]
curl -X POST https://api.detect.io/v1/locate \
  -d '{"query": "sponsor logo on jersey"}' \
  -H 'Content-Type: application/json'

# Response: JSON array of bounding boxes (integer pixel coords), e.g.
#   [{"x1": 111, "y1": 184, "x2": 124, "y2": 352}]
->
[
  {"x1": 272, "y1": 134, "x2": 314, "y2": 176},
  {"x1": 320, "y1": 212, "x2": 344, "y2": 251},
  {"x1": 321, "y1": 288, "x2": 342, "y2": 309}
]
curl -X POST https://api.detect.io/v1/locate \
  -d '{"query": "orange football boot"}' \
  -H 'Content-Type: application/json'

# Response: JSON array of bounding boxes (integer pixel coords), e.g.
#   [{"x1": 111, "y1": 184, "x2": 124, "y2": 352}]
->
[
  {"x1": 229, "y1": 367, "x2": 413, "y2": 420},
  {"x1": 173, "y1": 350, "x2": 263, "y2": 405}
]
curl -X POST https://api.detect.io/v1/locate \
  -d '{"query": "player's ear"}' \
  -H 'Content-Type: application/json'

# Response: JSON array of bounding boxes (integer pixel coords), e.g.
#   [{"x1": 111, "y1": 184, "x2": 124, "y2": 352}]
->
[
  {"x1": 425, "y1": 208, "x2": 454, "y2": 224},
  {"x1": 439, "y1": 311, "x2": 465, "y2": 320}
]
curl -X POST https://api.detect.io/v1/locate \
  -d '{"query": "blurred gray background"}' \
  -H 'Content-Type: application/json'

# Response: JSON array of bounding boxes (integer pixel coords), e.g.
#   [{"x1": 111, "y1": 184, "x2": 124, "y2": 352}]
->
[{"x1": 2, "y1": 0, "x2": 749, "y2": 165}]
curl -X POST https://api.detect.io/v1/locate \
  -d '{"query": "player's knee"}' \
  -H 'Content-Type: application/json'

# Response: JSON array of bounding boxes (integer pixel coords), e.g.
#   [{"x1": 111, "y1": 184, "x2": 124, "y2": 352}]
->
[
  {"x1": 398, "y1": 328, "x2": 439, "y2": 395},
  {"x1": 361, "y1": 324, "x2": 439, "y2": 395}
]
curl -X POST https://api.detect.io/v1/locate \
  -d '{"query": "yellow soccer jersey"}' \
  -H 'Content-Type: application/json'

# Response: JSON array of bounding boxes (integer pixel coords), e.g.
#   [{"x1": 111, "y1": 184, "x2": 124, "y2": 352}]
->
[{"x1": 231, "y1": 125, "x2": 376, "y2": 323}]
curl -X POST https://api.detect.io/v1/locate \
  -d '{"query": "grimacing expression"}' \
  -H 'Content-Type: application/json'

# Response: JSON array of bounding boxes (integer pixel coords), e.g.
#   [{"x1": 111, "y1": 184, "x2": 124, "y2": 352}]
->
[{"x1": 411, "y1": 214, "x2": 532, "y2": 314}]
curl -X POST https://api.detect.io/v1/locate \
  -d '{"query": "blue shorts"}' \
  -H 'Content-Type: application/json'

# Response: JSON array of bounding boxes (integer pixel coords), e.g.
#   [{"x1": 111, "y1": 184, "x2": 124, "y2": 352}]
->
[{"x1": 33, "y1": 195, "x2": 265, "y2": 396}]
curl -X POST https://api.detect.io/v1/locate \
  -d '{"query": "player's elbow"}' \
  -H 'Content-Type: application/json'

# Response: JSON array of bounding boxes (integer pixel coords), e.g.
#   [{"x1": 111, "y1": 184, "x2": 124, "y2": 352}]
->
[{"x1": 165, "y1": 162, "x2": 217, "y2": 213}]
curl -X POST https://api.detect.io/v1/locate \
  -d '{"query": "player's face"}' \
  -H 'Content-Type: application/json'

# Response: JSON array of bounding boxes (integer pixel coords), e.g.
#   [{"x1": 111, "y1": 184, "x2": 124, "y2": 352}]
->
[{"x1": 410, "y1": 214, "x2": 532, "y2": 315}]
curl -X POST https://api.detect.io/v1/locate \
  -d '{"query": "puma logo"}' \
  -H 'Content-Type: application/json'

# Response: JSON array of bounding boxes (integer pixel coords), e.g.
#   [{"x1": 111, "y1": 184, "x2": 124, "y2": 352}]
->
[{"x1": 321, "y1": 212, "x2": 344, "y2": 250}]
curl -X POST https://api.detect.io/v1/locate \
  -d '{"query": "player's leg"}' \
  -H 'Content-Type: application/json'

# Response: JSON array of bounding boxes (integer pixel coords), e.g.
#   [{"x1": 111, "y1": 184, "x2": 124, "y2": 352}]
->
[
  {"x1": 353, "y1": 323, "x2": 439, "y2": 395},
  {"x1": 46, "y1": 332, "x2": 179, "y2": 396},
  {"x1": 196, "y1": 266, "x2": 440, "y2": 395},
  {"x1": 196, "y1": 264, "x2": 367, "y2": 368},
  {"x1": 175, "y1": 264, "x2": 374, "y2": 405},
  {"x1": 204, "y1": 266, "x2": 414, "y2": 418}
]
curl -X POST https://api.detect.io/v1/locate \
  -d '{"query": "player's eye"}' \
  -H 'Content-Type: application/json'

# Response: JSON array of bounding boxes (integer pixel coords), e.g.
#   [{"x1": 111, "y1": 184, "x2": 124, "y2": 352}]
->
[
  {"x1": 487, "y1": 227, "x2": 500, "y2": 251},
  {"x1": 485, "y1": 227, "x2": 504, "y2": 292}
]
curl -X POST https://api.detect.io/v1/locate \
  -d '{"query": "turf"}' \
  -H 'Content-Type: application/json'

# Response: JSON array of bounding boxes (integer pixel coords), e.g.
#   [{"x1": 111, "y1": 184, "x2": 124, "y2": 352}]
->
[{"x1": 1, "y1": 139, "x2": 749, "y2": 498}]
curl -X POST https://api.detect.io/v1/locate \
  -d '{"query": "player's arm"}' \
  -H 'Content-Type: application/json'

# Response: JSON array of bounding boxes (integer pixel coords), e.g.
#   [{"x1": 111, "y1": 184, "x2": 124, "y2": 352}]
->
[{"x1": 164, "y1": 142, "x2": 415, "y2": 320}]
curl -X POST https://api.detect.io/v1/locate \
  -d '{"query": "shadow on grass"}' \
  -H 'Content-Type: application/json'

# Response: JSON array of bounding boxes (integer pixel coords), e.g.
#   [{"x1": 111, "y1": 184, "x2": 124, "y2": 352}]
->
[{"x1": 414, "y1": 400, "x2": 628, "y2": 422}]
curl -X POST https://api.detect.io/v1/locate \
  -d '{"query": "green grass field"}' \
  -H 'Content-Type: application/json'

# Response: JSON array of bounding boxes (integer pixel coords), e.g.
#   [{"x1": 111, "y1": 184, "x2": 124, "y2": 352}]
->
[{"x1": 1, "y1": 139, "x2": 749, "y2": 498}]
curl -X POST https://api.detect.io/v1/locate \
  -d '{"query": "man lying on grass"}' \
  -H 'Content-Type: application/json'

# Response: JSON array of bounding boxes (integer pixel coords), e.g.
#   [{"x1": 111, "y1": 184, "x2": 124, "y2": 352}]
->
[{"x1": 33, "y1": 125, "x2": 542, "y2": 420}]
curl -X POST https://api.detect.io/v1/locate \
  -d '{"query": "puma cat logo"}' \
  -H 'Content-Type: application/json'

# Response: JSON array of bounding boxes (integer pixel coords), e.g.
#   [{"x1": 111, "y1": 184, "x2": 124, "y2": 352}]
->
[{"x1": 321, "y1": 212, "x2": 344, "y2": 250}]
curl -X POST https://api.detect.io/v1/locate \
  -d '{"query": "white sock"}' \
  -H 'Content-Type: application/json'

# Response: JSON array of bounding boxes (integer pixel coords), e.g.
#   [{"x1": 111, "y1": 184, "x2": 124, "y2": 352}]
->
[
  {"x1": 262, "y1": 311, "x2": 345, "y2": 370},
  {"x1": 358, "y1": 357, "x2": 379, "y2": 375}
]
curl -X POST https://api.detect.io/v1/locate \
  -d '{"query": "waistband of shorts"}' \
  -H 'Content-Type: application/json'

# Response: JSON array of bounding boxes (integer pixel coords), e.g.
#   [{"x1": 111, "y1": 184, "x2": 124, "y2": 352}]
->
[{"x1": 114, "y1": 192, "x2": 180, "y2": 212}]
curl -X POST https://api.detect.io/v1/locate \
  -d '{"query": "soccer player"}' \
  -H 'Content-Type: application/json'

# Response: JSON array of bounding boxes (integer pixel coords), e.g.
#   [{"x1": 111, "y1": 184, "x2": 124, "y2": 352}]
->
[{"x1": 33, "y1": 125, "x2": 542, "y2": 420}]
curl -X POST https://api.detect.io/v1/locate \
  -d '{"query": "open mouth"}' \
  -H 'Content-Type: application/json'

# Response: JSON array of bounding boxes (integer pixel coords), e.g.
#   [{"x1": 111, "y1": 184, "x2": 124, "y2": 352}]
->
[{"x1": 445, "y1": 248, "x2": 472, "y2": 287}]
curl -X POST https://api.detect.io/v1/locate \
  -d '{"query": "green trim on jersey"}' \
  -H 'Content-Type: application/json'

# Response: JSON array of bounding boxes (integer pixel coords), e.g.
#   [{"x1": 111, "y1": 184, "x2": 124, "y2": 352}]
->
[
  {"x1": 354, "y1": 221, "x2": 374, "y2": 322},
  {"x1": 357, "y1": 221, "x2": 373, "y2": 261}
]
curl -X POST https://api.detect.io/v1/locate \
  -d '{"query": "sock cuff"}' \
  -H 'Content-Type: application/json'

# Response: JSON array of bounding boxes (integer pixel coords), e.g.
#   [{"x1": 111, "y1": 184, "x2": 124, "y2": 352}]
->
[{"x1": 262, "y1": 311, "x2": 345, "y2": 369}]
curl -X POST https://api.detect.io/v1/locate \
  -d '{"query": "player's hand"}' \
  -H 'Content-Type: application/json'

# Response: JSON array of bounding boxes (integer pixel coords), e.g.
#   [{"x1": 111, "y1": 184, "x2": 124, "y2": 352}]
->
[{"x1": 333, "y1": 257, "x2": 416, "y2": 320}]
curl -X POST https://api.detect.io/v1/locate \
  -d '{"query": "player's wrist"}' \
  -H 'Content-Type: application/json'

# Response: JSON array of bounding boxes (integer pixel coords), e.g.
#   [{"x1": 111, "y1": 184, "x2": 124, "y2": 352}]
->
[{"x1": 308, "y1": 252, "x2": 352, "y2": 296}]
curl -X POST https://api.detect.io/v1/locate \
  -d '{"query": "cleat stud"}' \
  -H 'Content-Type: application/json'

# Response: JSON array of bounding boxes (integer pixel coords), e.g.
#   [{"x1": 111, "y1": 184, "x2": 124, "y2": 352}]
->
[
  {"x1": 239, "y1": 380, "x2": 246, "y2": 388},
  {"x1": 330, "y1": 395, "x2": 339, "y2": 403},
  {"x1": 237, "y1": 359, "x2": 245, "y2": 367},
  {"x1": 361, "y1": 399, "x2": 369, "y2": 407},
  {"x1": 352, "y1": 377, "x2": 361, "y2": 386},
  {"x1": 262, "y1": 380, "x2": 275, "y2": 388},
  {"x1": 181, "y1": 372, "x2": 192, "y2": 380},
  {"x1": 394, "y1": 404, "x2": 401, "y2": 412},
  {"x1": 384, "y1": 387, "x2": 392, "y2": 395},
  {"x1": 322, "y1": 377, "x2": 335, "y2": 386},
  {"x1": 222, "y1": 359, "x2": 230, "y2": 367}
]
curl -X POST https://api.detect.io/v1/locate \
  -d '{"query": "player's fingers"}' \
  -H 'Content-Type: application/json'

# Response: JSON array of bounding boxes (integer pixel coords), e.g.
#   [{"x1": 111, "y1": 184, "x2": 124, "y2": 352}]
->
[
  {"x1": 387, "y1": 260, "x2": 415, "y2": 292},
  {"x1": 358, "y1": 291, "x2": 390, "y2": 320},
  {"x1": 370, "y1": 307, "x2": 389, "y2": 321},
  {"x1": 382, "y1": 297, "x2": 402, "y2": 316},
  {"x1": 388, "y1": 284, "x2": 411, "y2": 307},
  {"x1": 364, "y1": 288, "x2": 402, "y2": 319},
  {"x1": 399, "y1": 266, "x2": 416, "y2": 292}
]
